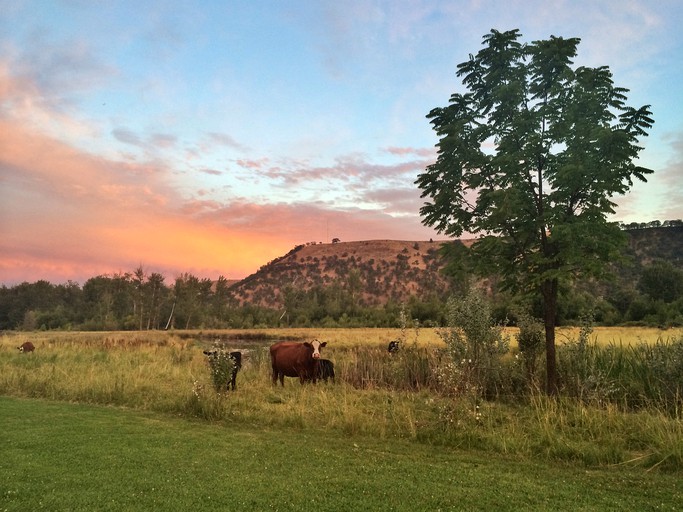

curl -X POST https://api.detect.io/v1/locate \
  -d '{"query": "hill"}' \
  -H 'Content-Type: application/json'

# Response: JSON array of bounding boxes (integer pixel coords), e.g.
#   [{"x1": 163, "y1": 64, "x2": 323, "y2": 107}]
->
[
  {"x1": 228, "y1": 227, "x2": 683, "y2": 309},
  {"x1": 624, "y1": 225, "x2": 683, "y2": 267},
  {"x1": 228, "y1": 239, "x2": 465, "y2": 308}
]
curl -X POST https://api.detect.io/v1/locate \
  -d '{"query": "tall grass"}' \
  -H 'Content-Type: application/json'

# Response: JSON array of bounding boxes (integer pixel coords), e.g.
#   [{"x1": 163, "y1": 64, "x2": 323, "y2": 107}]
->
[
  {"x1": 1, "y1": 329, "x2": 682, "y2": 471},
  {"x1": 558, "y1": 333, "x2": 683, "y2": 415}
]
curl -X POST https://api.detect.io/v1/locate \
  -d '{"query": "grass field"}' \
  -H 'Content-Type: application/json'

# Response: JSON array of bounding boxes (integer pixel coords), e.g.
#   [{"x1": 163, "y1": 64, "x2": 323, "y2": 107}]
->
[
  {"x1": 0, "y1": 326, "x2": 681, "y2": 511},
  {"x1": 2, "y1": 325, "x2": 680, "y2": 349},
  {"x1": 1, "y1": 397, "x2": 681, "y2": 511}
]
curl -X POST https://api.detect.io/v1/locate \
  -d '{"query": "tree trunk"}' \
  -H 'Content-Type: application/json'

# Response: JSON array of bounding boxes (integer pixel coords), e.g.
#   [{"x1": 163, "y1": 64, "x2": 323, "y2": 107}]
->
[
  {"x1": 541, "y1": 278, "x2": 559, "y2": 395},
  {"x1": 164, "y1": 301, "x2": 176, "y2": 331}
]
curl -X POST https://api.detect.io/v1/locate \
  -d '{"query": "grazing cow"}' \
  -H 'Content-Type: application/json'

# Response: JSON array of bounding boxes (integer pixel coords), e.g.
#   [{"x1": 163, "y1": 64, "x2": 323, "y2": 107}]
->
[
  {"x1": 203, "y1": 350, "x2": 242, "y2": 391},
  {"x1": 17, "y1": 341, "x2": 35, "y2": 353},
  {"x1": 387, "y1": 340, "x2": 400, "y2": 353},
  {"x1": 270, "y1": 340, "x2": 327, "y2": 386}
]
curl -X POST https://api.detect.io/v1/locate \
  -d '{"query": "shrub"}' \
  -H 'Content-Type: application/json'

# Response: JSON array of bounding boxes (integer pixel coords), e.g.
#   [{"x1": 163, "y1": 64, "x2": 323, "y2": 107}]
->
[
  {"x1": 205, "y1": 350, "x2": 237, "y2": 392},
  {"x1": 515, "y1": 311, "x2": 544, "y2": 389},
  {"x1": 437, "y1": 291, "x2": 510, "y2": 400}
]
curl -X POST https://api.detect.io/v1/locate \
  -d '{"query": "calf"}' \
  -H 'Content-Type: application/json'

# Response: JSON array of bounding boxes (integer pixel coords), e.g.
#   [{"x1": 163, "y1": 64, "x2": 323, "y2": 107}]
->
[
  {"x1": 17, "y1": 341, "x2": 35, "y2": 353},
  {"x1": 304, "y1": 359, "x2": 335, "y2": 384},
  {"x1": 317, "y1": 359, "x2": 335, "y2": 383},
  {"x1": 203, "y1": 350, "x2": 242, "y2": 391}
]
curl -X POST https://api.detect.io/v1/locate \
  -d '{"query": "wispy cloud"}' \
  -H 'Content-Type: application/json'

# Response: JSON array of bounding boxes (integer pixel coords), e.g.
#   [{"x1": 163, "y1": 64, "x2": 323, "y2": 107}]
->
[
  {"x1": 384, "y1": 146, "x2": 435, "y2": 158},
  {"x1": 198, "y1": 168, "x2": 223, "y2": 176},
  {"x1": 206, "y1": 132, "x2": 248, "y2": 151},
  {"x1": 11, "y1": 34, "x2": 117, "y2": 105},
  {"x1": 112, "y1": 127, "x2": 144, "y2": 146},
  {"x1": 236, "y1": 158, "x2": 269, "y2": 170}
]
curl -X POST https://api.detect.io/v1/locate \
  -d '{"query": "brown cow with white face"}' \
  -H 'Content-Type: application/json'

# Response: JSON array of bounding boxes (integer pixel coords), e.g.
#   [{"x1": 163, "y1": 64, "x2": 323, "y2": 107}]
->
[
  {"x1": 270, "y1": 340, "x2": 327, "y2": 386},
  {"x1": 17, "y1": 341, "x2": 35, "y2": 353}
]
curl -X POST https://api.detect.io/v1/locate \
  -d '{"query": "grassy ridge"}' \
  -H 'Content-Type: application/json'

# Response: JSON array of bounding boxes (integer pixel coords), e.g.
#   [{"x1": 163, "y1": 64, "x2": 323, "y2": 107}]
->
[{"x1": 1, "y1": 397, "x2": 682, "y2": 511}]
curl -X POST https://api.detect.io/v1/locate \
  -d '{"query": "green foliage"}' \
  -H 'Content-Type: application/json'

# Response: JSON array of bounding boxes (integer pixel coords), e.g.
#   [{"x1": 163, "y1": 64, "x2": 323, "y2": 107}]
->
[
  {"x1": 559, "y1": 326, "x2": 683, "y2": 414},
  {"x1": 204, "y1": 350, "x2": 237, "y2": 392},
  {"x1": 0, "y1": 228, "x2": 681, "y2": 332},
  {"x1": 515, "y1": 311, "x2": 545, "y2": 387},
  {"x1": 558, "y1": 315, "x2": 607, "y2": 401},
  {"x1": 339, "y1": 345, "x2": 439, "y2": 392},
  {"x1": 416, "y1": 28, "x2": 654, "y2": 394},
  {"x1": 437, "y1": 291, "x2": 510, "y2": 399},
  {"x1": 2, "y1": 331, "x2": 683, "y2": 474},
  {"x1": 639, "y1": 261, "x2": 683, "y2": 303}
]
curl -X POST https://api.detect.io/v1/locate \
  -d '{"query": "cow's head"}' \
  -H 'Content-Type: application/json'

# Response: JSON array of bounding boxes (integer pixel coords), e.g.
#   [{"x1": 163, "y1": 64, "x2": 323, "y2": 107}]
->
[{"x1": 304, "y1": 339, "x2": 327, "y2": 359}]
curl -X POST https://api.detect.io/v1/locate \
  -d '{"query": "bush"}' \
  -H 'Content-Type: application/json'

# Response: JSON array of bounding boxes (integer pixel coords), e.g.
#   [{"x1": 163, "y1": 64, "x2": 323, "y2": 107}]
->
[
  {"x1": 205, "y1": 351, "x2": 237, "y2": 392},
  {"x1": 437, "y1": 291, "x2": 510, "y2": 400},
  {"x1": 515, "y1": 312, "x2": 544, "y2": 389}
]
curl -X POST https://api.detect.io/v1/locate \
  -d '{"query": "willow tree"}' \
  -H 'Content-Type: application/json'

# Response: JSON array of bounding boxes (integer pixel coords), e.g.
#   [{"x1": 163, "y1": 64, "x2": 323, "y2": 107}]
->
[{"x1": 416, "y1": 29, "x2": 654, "y2": 394}]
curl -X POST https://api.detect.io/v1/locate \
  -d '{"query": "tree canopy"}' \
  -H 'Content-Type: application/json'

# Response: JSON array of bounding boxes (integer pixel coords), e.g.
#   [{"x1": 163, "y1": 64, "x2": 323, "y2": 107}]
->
[{"x1": 416, "y1": 29, "x2": 654, "y2": 394}]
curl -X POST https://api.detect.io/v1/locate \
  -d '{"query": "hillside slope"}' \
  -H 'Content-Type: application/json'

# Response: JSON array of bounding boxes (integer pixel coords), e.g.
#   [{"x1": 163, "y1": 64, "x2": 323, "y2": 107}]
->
[
  {"x1": 625, "y1": 226, "x2": 683, "y2": 267},
  {"x1": 227, "y1": 227, "x2": 683, "y2": 309},
  {"x1": 228, "y1": 240, "x2": 463, "y2": 308}
]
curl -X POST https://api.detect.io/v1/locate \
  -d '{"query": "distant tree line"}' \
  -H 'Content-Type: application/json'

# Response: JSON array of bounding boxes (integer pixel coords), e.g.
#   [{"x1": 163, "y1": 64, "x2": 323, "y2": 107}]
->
[
  {"x1": 619, "y1": 219, "x2": 682, "y2": 230},
  {"x1": 1, "y1": 250, "x2": 681, "y2": 331},
  {"x1": 0, "y1": 266, "x2": 446, "y2": 331}
]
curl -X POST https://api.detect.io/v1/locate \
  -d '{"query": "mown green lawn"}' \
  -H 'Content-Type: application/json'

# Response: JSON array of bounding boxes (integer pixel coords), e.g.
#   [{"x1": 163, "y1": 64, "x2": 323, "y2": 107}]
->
[{"x1": 1, "y1": 397, "x2": 680, "y2": 511}]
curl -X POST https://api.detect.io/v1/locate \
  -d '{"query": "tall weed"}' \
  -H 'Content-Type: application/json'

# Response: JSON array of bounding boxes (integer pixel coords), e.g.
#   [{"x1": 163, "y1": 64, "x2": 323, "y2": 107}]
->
[
  {"x1": 437, "y1": 291, "x2": 510, "y2": 400},
  {"x1": 515, "y1": 311, "x2": 544, "y2": 390}
]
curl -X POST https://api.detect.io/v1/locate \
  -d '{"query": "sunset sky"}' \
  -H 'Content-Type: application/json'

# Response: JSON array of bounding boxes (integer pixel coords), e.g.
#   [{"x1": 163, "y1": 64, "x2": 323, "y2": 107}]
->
[{"x1": 1, "y1": 1, "x2": 682, "y2": 286}]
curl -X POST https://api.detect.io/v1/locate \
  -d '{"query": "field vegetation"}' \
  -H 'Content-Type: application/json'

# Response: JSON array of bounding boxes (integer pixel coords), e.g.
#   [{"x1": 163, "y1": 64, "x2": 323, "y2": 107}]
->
[{"x1": 1, "y1": 324, "x2": 681, "y2": 474}]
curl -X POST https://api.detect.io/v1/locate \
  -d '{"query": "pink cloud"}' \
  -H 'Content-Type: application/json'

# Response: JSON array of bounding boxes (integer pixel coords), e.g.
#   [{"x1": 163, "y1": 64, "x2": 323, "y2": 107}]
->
[
  {"x1": 0, "y1": 112, "x2": 441, "y2": 286},
  {"x1": 199, "y1": 168, "x2": 223, "y2": 176},
  {"x1": 236, "y1": 158, "x2": 269, "y2": 169},
  {"x1": 252, "y1": 154, "x2": 431, "y2": 189},
  {"x1": 191, "y1": 199, "x2": 440, "y2": 241},
  {"x1": 0, "y1": 114, "x2": 293, "y2": 284},
  {"x1": 384, "y1": 146, "x2": 435, "y2": 158}
]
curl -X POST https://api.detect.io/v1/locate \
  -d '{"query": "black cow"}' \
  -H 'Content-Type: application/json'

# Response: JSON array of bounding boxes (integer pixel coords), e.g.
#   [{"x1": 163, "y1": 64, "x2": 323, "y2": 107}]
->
[
  {"x1": 203, "y1": 350, "x2": 242, "y2": 391},
  {"x1": 316, "y1": 359, "x2": 335, "y2": 383},
  {"x1": 387, "y1": 340, "x2": 400, "y2": 353}
]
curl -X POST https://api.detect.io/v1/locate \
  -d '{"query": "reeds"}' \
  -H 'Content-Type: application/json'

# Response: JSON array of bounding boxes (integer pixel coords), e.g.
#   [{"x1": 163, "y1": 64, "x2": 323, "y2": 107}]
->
[{"x1": 558, "y1": 335, "x2": 683, "y2": 415}]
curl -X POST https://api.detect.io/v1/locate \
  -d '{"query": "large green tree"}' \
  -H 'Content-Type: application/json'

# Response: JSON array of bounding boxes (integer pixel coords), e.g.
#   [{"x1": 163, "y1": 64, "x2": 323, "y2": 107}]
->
[{"x1": 416, "y1": 29, "x2": 654, "y2": 394}]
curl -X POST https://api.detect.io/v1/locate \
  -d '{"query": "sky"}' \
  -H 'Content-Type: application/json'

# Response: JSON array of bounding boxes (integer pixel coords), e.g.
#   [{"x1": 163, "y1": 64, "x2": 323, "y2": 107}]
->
[{"x1": 1, "y1": 0, "x2": 682, "y2": 286}]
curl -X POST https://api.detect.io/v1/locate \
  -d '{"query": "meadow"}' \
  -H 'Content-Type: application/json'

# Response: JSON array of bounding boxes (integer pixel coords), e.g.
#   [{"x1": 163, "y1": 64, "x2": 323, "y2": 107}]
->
[{"x1": 0, "y1": 327, "x2": 682, "y2": 509}]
